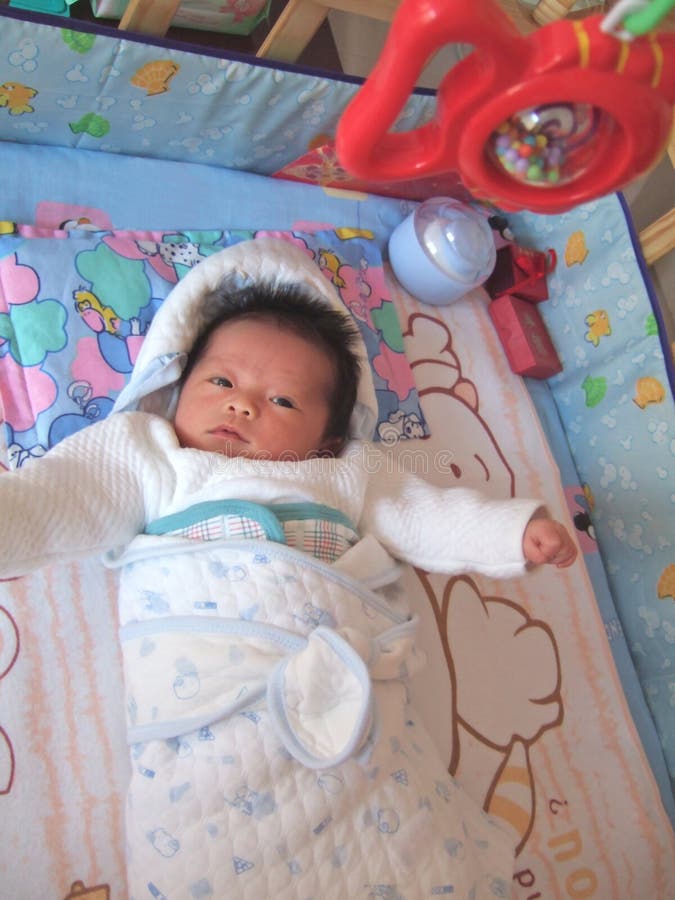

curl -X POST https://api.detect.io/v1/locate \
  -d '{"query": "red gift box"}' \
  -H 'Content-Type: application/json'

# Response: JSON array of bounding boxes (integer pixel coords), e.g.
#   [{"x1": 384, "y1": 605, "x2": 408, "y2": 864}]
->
[
  {"x1": 489, "y1": 294, "x2": 562, "y2": 379},
  {"x1": 272, "y1": 142, "x2": 475, "y2": 203},
  {"x1": 485, "y1": 244, "x2": 556, "y2": 303}
]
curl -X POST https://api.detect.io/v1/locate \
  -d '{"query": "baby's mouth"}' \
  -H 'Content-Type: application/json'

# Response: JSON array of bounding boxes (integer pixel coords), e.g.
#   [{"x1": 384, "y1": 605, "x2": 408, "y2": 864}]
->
[{"x1": 211, "y1": 425, "x2": 248, "y2": 443}]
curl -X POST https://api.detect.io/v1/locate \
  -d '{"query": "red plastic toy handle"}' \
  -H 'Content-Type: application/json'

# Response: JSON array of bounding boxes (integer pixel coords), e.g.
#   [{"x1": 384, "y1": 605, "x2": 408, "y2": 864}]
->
[
  {"x1": 336, "y1": 0, "x2": 675, "y2": 212},
  {"x1": 336, "y1": 0, "x2": 529, "y2": 182}
]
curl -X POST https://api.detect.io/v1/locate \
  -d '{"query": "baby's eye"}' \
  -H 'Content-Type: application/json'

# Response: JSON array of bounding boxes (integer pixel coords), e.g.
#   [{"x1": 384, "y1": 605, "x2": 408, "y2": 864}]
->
[
  {"x1": 211, "y1": 377, "x2": 233, "y2": 388},
  {"x1": 271, "y1": 396, "x2": 295, "y2": 409}
]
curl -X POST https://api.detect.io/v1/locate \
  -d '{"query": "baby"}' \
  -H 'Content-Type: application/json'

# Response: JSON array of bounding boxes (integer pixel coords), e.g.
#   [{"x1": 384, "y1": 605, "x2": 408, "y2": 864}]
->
[
  {"x1": 0, "y1": 239, "x2": 577, "y2": 898},
  {"x1": 171, "y1": 281, "x2": 576, "y2": 569}
]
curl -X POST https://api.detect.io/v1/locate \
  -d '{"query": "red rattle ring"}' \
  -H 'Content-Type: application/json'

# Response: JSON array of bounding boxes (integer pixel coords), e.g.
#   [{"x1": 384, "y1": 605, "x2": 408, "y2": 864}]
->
[{"x1": 335, "y1": 0, "x2": 675, "y2": 213}]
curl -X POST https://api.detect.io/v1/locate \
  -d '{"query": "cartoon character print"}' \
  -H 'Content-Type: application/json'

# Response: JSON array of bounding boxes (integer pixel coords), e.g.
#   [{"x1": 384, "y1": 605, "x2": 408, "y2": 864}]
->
[
  {"x1": 130, "y1": 60, "x2": 180, "y2": 97},
  {"x1": 70, "y1": 280, "x2": 152, "y2": 396},
  {"x1": 0, "y1": 239, "x2": 167, "y2": 454},
  {"x1": 73, "y1": 284, "x2": 148, "y2": 372},
  {"x1": 147, "y1": 827, "x2": 180, "y2": 857},
  {"x1": 35, "y1": 201, "x2": 113, "y2": 233},
  {"x1": 35, "y1": 240, "x2": 172, "y2": 449},
  {"x1": 60, "y1": 217, "x2": 103, "y2": 233},
  {"x1": 0, "y1": 81, "x2": 37, "y2": 115},
  {"x1": 104, "y1": 233, "x2": 205, "y2": 283},
  {"x1": 377, "y1": 409, "x2": 425, "y2": 444},
  {"x1": 393, "y1": 311, "x2": 564, "y2": 855},
  {"x1": 0, "y1": 253, "x2": 64, "y2": 443},
  {"x1": 63, "y1": 880, "x2": 111, "y2": 900},
  {"x1": 565, "y1": 230, "x2": 589, "y2": 266},
  {"x1": 567, "y1": 483, "x2": 597, "y2": 552},
  {"x1": 137, "y1": 240, "x2": 205, "y2": 271},
  {"x1": 584, "y1": 309, "x2": 611, "y2": 346},
  {"x1": 316, "y1": 239, "x2": 425, "y2": 433},
  {"x1": 633, "y1": 375, "x2": 665, "y2": 409},
  {"x1": 74, "y1": 288, "x2": 120, "y2": 335},
  {"x1": 0, "y1": 606, "x2": 20, "y2": 797},
  {"x1": 442, "y1": 578, "x2": 562, "y2": 853},
  {"x1": 47, "y1": 381, "x2": 115, "y2": 447},
  {"x1": 225, "y1": 783, "x2": 276, "y2": 818},
  {"x1": 657, "y1": 564, "x2": 675, "y2": 602},
  {"x1": 318, "y1": 249, "x2": 346, "y2": 289},
  {"x1": 318, "y1": 249, "x2": 375, "y2": 327},
  {"x1": 6, "y1": 435, "x2": 46, "y2": 468},
  {"x1": 68, "y1": 112, "x2": 110, "y2": 139},
  {"x1": 487, "y1": 214, "x2": 515, "y2": 248},
  {"x1": 72, "y1": 242, "x2": 165, "y2": 376}
]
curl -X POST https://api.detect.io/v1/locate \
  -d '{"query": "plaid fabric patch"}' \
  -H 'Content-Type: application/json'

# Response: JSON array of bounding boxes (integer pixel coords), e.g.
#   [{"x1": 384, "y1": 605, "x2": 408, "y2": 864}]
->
[
  {"x1": 283, "y1": 518, "x2": 358, "y2": 563},
  {"x1": 159, "y1": 506, "x2": 358, "y2": 563},
  {"x1": 167, "y1": 514, "x2": 268, "y2": 543}
]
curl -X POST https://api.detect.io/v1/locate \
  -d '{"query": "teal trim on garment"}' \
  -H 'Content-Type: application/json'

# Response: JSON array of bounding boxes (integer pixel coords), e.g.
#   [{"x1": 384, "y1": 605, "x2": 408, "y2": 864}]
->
[
  {"x1": 145, "y1": 500, "x2": 287, "y2": 543},
  {"x1": 269, "y1": 502, "x2": 357, "y2": 533},
  {"x1": 144, "y1": 500, "x2": 358, "y2": 543}
]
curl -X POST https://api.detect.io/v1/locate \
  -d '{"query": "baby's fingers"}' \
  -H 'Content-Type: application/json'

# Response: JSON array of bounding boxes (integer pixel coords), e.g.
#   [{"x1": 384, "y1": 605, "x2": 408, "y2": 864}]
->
[
  {"x1": 545, "y1": 529, "x2": 578, "y2": 568},
  {"x1": 524, "y1": 523, "x2": 577, "y2": 568},
  {"x1": 553, "y1": 543, "x2": 578, "y2": 568}
]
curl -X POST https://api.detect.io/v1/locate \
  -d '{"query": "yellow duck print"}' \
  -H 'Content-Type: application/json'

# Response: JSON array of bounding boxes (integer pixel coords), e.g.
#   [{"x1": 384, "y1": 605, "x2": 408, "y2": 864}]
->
[
  {"x1": 318, "y1": 249, "x2": 346, "y2": 288},
  {"x1": 334, "y1": 227, "x2": 374, "y2": 241},
  {"x1": 582, "y1": 483, "x2": 595, "y2": 513},
  {"x1": 584, "y1": 309, "x2": 611, "y2": 346},
  {"x1": 131, "y1": 60, "x2": 180, "y2": 96},
  {"x1": 0, "y1": 82, "x2": 37, "y2": 115},
  {"x1": 565, "y1": 230, "x2": 589, "y2": 266},
  {"x1": 633, "y1": 375, "x2": 665, "y2": 409},
  {"x1": 657, "y1": 564, "x2": 675, "y2": 601},
  {"x1": 74, "y1": 289, "x2": 120, "y2": 335}
]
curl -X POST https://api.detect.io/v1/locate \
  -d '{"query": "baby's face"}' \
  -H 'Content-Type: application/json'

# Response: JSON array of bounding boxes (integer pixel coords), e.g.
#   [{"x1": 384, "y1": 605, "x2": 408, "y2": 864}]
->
[{"x1": 174, "y1": 318, "x2": 340, "y2": 460}]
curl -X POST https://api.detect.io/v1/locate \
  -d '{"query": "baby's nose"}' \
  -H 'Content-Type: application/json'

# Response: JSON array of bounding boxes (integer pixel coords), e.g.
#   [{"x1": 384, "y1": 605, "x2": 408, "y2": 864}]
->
[{"x1": 227, "y1": 395, "x2": 255, "y2": 417}]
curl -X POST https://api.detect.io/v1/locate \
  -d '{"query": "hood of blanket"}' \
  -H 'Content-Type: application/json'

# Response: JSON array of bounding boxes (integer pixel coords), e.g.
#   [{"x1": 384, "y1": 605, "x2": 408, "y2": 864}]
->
[{"x1": 112, "y1": 238, "x2": 378, "y2": 441}]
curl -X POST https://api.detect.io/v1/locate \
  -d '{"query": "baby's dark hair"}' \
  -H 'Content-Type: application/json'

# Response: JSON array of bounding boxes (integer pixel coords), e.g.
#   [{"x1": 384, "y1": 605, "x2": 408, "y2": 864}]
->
[{"x1": 182, "y1": 280, "x2": 362, "y2": 443}]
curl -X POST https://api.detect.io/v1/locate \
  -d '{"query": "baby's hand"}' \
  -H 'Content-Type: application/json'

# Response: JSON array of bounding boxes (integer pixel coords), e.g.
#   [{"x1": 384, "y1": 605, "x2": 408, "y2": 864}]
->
[{"x1": 523, "y1": 518, "x2": 577, "y2": 568}]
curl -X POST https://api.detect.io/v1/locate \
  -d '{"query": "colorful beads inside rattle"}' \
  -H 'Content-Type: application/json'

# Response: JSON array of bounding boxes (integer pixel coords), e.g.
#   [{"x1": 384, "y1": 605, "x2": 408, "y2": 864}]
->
[
  {"x1": 488, "y1": 103, "x2": 603, "y2": 188},
  {"x1": 493, "y1": 125, "x2": 562, "y2": 184}
]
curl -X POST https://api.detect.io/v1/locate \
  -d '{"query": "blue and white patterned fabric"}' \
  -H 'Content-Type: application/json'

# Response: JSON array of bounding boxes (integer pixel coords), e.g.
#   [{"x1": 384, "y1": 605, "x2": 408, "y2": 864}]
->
[
  {"x1": 512, "y1": 195, "x2": 675, "y2": 789},
  {"x1": 0, "y1": 11, "x2": 434, "y2": 175},
  {"x1": 110, "y1": 529, "x2": 516, "y2": 898}
]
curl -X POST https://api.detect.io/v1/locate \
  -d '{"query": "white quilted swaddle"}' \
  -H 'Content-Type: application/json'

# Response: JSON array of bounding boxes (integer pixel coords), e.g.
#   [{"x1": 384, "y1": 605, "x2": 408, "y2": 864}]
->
[{"x1": 113, "y1": 535, "x2": 515, "y2": 898}]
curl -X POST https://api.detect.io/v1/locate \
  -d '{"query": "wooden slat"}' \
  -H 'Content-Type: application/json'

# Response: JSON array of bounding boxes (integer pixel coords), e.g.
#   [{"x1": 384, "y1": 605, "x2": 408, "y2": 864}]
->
[
  {"x1": 119, "y1": 0, "x2": 183, "y2": 36},
  {"x1": 257, "y1": 0, "x2": 401, "y2": 61},
  {"x1": 321, "y1": 0, "x2": 400, "y2": 21},
  {"x1": 256, "y1": 0, "x2": 539, "y2": 62},
  {"x1": 497, "y1": 0, "x2": 539, "y2": 33},
  {"x1": 532, "y1": 0, "x2": 578, "y2": 26},
  {"x1": 639, "y1": 117, "x2": 675, "y2": 265},
  {"x1": 257, "y1": 0, "x2": 332, "y2": 61},
  {"x1": 639, "y1": 207, "x2": 675, "y2": 265}
]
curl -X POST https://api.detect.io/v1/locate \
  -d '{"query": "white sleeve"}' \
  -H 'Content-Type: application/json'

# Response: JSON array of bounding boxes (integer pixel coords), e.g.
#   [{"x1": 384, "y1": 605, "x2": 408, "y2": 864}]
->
[
  {"x1": 361, "y1": 457, "x2": 542, "y2": 578},
  {"x1": 0, "y1": 413, "x2": 163, "y2": 578}
]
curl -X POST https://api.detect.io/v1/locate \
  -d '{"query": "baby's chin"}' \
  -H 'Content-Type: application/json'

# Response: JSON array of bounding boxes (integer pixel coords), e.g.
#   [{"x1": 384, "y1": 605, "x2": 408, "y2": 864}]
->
[
  {"x1": 214, "y1": 444, "x2": 329, "y2": 462},
  {"x1": 180, "y1": 432, "x2": 333, "y2": 461}
]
